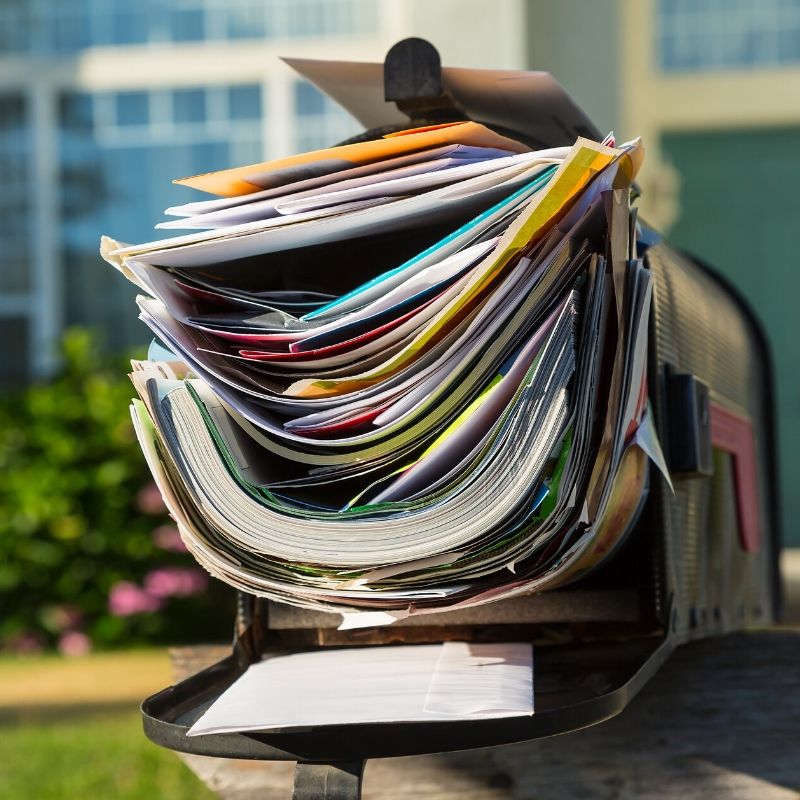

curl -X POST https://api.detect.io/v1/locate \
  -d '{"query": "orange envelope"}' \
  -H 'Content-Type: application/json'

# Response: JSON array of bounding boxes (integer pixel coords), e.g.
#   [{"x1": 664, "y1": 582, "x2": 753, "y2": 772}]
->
[{"x1": 174, "y1": 121, "x2": 528, "y2": 197}]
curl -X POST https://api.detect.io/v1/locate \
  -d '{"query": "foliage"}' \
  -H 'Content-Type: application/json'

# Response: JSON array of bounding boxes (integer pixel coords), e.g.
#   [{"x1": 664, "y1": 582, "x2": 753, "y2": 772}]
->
[{"x1": 0, "y1": 328, "x2": 233, "y2": 651}]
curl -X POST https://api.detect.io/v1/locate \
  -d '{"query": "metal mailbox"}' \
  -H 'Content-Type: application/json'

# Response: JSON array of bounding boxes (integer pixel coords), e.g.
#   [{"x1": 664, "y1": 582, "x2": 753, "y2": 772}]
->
[{"x1": 140, "y1": 39, "x2": 782, "y2": 800}]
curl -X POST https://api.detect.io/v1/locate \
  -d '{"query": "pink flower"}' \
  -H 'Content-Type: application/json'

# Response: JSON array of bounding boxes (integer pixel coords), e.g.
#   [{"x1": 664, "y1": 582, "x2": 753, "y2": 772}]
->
[
  {"x1": 151, "y1": 525, "x2": 187, "y2": 553},
  {"x1": 144, "y1": 567, "x2": 208, "y2": 599},
  {"x1": 58, "y1": 631, "x2": 91, "y2": 657},
  {"x1": 108, "y1": 581, "x2": 164, "y2": 616},
  {"x1": 136, "y1": 483, "x2": 166, "y2": 515}
]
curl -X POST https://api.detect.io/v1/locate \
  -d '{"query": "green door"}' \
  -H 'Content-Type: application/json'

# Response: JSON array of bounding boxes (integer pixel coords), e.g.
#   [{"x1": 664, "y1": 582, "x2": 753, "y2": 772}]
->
[{"x1": 662, "y1": 128, "x2": 800, "y2": 546}]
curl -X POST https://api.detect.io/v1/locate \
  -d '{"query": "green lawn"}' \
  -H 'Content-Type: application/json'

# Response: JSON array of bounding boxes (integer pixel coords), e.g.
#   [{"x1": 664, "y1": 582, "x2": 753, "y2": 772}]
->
[
  {"x1": 0, "y1": 650, "x2": 217, "y2": 799},
  {"x1": 0, "y1": 707, "x2": 216, "y2": 800}
]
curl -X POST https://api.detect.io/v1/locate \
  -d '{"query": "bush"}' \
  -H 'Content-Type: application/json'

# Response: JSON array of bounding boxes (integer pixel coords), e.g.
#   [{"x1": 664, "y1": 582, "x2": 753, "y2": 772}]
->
[{"x1": 0, "y1": 329, "x2": 233, "y2": 652}]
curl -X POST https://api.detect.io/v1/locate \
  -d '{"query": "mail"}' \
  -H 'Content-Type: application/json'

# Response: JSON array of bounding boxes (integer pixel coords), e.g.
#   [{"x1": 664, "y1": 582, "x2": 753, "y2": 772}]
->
[{"x1": 101, "y1": 61, "x2": 666, "y2": 629}]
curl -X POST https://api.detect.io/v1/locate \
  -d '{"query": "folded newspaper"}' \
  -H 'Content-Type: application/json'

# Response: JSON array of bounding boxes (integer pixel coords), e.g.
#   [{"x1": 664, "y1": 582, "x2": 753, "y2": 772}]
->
[{"x1": 101, "y1": 67, "x2": 667, "y2": 629}]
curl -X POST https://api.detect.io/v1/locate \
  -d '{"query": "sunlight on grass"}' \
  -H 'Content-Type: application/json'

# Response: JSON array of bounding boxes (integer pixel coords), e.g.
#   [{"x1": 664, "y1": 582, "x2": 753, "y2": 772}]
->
[
  {"x1": 0, "y1": 649, "x2": 173, "y2": 708},
  {"x1": 0, "y1": 708, "x2": 216, "y2": 800},
  {"x1": 0, "y1": 649, "x2": 216, "y2": 799}
]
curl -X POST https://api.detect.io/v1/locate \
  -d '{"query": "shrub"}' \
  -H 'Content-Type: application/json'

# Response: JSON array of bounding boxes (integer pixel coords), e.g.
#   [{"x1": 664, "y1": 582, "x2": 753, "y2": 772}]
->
[{"x1": 0, "y1": 328, "x2": 233, "y2": 652}]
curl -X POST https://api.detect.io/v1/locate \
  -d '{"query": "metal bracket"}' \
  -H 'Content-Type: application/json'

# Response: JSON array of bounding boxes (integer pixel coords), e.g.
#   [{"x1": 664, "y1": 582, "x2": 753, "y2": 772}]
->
[
  {"x1": 292, "y1": 761, "x2": 365, "y2": 800},
  {"x1": 383, "y1": 37, "x2": 460, "y2": 122},
  {"x1": 664, "y1": 366, "x2": 713, "y2": 476}
]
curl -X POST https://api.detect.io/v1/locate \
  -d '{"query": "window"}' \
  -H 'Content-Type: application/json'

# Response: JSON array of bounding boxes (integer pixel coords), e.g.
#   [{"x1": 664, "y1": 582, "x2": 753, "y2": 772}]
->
[
  {"x1": 295, "y1": 82, "x2": 327, "y2": 117},
  {"x1": 0, "y1": 94, "x2": 31, "y2": 294},
  {"x1": 0, "y1": 317, "x2": 29, "y2": 384},
  {"x1": 59, "y1": 94, "x2": 93, "y2": 132},
  {"x1": 108, "y1": 8, "x2": 149, "y2": 46},
  {"x1": 0, "y1": 0, "x2": 384, "y2": 381},
  {"x1": 48, "y1": 0, "x2": 92, "y2": 54},
  {"x1": 225, "y1": 0, "x2": 269, "y2": 40},
  {"x1": 228, "y1": 85, "x2": 262, "y2": 121},
  {"x1": 0, "y1": 4, "x2": 30, "y2": 54},
  {"x1": 57, "y1": 84, "x2": 264, "y2": 351},
  {"x1": 0, "y1": 94, "x2": 32, "y2": 382},
  {"x1": 59, "y1": 83, "x2": 263, "y2": 242},
  {"x1": 658, "y1": 0, "x2": 800, "y2": 71},
  {"x1": 172, "y1": 88, "x2": 207, "y2": 124},
  {"x1": 115, "y1": 92, "x2": 150, "y2": 127},
  {"x1": 169, "y1": 7, "x2": 206, "y2": 42},
  {"x1": 293, "y1": 81, "x2": 360, "y2": 153},
  {"x1": 0, "y1": 0, "x2": 380, "y2": 55},
  {"x1": 286, "y1": 0, "x2": 378, "y2": 37}
]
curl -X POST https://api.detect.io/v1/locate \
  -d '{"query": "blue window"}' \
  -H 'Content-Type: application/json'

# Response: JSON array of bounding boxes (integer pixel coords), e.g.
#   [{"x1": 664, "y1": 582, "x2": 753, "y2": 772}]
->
[
  {"x1": 0, "y1": 317, "x2": 30, "y2": 382},
  {"x1": 293, "y1": 81, "x2": 360, "y2": 153},
  {"x1": 59, "y1": 94, "x2": 94, "y2": 132},
  {"x1": 186, "y1": 141, "x2": 232, "y2": 174},
  {"x1": 0, "y1": 7, "x2": 30, "y2": 55},
  {"x1": 295, "y1": 82, "x2": 326, "y2": 116},
  {"x1": 115, "y1": 92, "x2": 150, "y2": 127},
  {"x1": 778, "y1": 25, "x2": 800, "y2": 62},
  {"x1": 0, "y1": 0, "x2": 380, "y2": 54},
  {"x1": 0, "y1": 94, "x2": 25, "y2": 133},
  {"x1": 228, "y1": 85, "x2": 262, "y2": 120},
  {"x1": 109, "y1": 8, "x2": 149, "y2": 46},
  {"x1": 56, "y1": 84, "x2": 263, "y2": 355},
  {"x1": 49, "y1": 0, "x2": 92, "y2": 53},
  {"x1": 172, "y1": 88, "x2": 207, "y2": 124},
  {"x1": 170, "y1": 8, "x2": 205, "y2": 42},
  {"x1": 287, "y1": 0, "x2": 325, "y2": 37},
  {"x1": 226, "y1": 0, "x2": 269, "y2": 39},
  {"x1": 0, "y1": 94, "x2": 31, "y2": 293},
  {"x1": 658, "y1": 0, "x2": 800, "y2": 71}
]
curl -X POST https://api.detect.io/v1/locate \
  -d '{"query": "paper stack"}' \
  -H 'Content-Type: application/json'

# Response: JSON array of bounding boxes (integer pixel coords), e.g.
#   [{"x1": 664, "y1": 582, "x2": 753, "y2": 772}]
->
[{"x1": 101, "y1": 97, "x2": 667, "y2": 627}]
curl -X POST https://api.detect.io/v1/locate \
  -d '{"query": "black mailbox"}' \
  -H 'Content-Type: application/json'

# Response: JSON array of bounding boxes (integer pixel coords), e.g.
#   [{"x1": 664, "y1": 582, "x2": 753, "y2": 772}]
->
[{"x1": 139, "y1": 39, "x2": 782, "y2": 800}]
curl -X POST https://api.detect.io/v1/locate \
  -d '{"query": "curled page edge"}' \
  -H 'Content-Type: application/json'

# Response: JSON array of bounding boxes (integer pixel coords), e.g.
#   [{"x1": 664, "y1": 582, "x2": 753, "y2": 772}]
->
[
  {"x1": 334, "y1": 551, "x2": 465, "y2": 589},
  {"x1": 634, "y1": 409, "x2": 674, "y2": 493},
  {"x1": 337, "y1": 609, "x2": 411, "y2": 631}
]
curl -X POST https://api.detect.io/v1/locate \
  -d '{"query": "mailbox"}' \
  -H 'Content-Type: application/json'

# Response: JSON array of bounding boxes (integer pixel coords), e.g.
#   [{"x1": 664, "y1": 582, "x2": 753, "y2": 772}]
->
[{"x1": 140, "y1": 39, "x2": 782, "y2": 800}]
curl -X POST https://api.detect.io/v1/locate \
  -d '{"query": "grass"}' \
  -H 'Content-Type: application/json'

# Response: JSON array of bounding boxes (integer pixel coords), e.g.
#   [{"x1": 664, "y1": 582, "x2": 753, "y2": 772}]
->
[
  {"x1": 0, "y1": 708, "x2": 216, "y2": 800},
  {"x1": 0, "y1": 650, "x2": 217, "y2": 800}
]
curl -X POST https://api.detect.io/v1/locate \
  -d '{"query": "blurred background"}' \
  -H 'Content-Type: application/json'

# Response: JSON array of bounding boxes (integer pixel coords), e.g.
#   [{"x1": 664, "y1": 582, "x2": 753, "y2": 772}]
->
[{"x1": 0, "y1": 0, "x2": 797, "y2": 796}]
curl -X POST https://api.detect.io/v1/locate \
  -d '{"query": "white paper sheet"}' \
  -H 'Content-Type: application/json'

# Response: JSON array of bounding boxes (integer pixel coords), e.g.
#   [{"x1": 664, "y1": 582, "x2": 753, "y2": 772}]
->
[
  {"x1": 187, "y1": 642, "x2": 533, "y2": 735},
  {"x1": 274, "y1": 152, "x2": 556, "y2": 216},
  {"x1": 303, "y1": 173, "x2": 547, "y2": 321},
  {"x1": 161, "y1": 150, "x2": 513, "y2": 230},
  {"x1": 283, "y1": 58, "x2": 602, "y2": 147},
  {"x1": 164, "y1": 144, "x2": 502, "y2": 217},
  {"x1": 112, "y1": 158, "x2": 554, "y2": 268}
]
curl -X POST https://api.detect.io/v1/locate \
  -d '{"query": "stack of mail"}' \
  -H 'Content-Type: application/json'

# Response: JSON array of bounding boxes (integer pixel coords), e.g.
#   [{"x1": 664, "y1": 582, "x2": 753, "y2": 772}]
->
[{"x1": 102, "y1": 106, "x2": 667, "y2": 626}]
